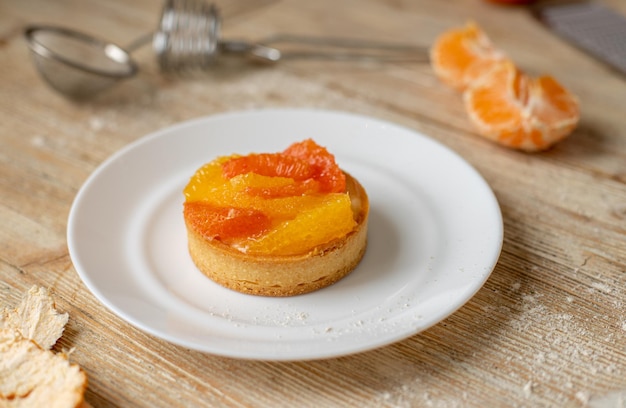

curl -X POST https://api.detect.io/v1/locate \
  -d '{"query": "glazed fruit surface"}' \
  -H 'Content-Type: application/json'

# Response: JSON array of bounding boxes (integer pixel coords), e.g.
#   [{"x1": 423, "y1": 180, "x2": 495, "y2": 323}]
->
[{"x1": 183, "y1": 139, "x2": 357, "y2": 256}]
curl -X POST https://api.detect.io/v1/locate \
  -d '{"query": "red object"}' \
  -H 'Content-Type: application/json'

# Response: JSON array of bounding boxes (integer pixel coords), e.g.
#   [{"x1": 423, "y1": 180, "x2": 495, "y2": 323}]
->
[{"x1": 487, "y1": 0, "x2": 535, "y2": 4}]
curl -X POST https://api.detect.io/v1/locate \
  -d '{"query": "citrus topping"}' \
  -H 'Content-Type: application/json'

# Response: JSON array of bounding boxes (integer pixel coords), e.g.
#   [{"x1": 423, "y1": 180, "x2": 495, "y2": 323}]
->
[
  {"x1": 431, "y1": 22, "x2": 580, "y2": 151},
  {"x1": 242, "y1": 194, "x2": 356, "y2": 255},
  {"x1": 183, "y1": 202, "x2": 271, "y2": 244},
  {"x1": 183, "y1": 139, "x2": 356, "y2": 255},
  {"x1": 184, "y1": 158, "x2": 330, "y2": 219}
]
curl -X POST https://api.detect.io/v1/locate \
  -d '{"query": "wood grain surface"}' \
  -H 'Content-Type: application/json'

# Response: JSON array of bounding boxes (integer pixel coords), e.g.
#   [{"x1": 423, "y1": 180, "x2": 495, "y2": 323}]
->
[{"x1": 2, "y1": 0, "x2": 626, "y2": 406}]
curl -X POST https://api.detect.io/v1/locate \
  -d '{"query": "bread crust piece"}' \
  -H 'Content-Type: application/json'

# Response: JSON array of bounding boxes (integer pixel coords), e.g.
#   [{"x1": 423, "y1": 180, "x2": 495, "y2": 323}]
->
[
  {"x1": 0, "y1": 287, "x2": 88, "y2": 408},
  {"x1": 0, "y1": 286, "x2": 68, "y2": 350},
  {"x1": 0, "y1": 329, "x2": 87, "y2": 408},
  {"x1": 185, "y1": 172, "x2": 369, "y2": 297}
]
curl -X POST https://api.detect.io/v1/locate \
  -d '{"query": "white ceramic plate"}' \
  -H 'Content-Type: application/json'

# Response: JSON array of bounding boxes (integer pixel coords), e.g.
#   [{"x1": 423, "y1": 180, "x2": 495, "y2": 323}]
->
[{"x1": 67, "y1": 109, "x2": 502, "y2": 361}]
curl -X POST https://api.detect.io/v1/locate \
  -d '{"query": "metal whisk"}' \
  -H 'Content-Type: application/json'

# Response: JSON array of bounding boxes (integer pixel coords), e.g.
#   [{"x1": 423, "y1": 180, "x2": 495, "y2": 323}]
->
[
  {"x1": 153, "y1": 0, "x2": 282, "y2": 71},
  {"x1": 155, "y1": 0, "x2": 222, "y2": 70}
]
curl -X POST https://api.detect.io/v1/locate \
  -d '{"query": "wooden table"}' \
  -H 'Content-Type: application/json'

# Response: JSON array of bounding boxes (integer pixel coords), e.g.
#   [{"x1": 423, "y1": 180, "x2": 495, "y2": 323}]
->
[{"x1": 2, "y1": 0, "x2": 626, "y2": 406}]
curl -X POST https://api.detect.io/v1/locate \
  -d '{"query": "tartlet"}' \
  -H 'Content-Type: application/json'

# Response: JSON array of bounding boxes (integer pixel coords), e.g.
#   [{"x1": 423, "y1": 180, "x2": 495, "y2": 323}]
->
[{"x1": 183, "y1": 139, "x2": 369, "y2": 296}]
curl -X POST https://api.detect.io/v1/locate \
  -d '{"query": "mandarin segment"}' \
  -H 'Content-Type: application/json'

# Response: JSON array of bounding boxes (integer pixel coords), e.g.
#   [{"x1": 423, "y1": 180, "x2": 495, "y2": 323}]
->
[
  {"x1": 228, "y1": 173, "x2": 296, "y2": 192},
  {"x1": 531, "y1": 76, "x2": 580, "y2": 125},
  {"x1": 228, "y1": 172, "x2": 322, "y2": 198},
  {"x1": 222, "y1": 153, "x2": 314, "y2": 180},
  {"x1": 430, "y1": 21, "x2": 507, "y2": 91},
  {"x1": 244, "y1": 178, "x2": 321, "y2": 198},
  {"x1": 283, "y1": 138, "x2": 346, "y2": 193},
  {"x1": 464, "y1": 62, "x2": 580, "y2": 151},
  {"x1": 464, "y1": 61, "x2": 524, "y2": 130},
  {"x1": 184, "y1": 157, "x2": 231, "y2": 202},
  {"x1": 184, "y1": 202, "x2": 271, "y2": 244}
]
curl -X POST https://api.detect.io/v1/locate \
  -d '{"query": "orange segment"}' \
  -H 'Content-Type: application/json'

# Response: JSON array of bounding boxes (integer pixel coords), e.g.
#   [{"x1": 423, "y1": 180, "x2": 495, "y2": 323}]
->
[
  {"x1": 530, "y1": 76, "x2": 580, "y2": 126},
  {"x1": 184, "y1": 202, "x2": 271, "y2": 244},
  {"x1": 222, "y1": 153, "x2": 314, "y2": 180},
  {"x1": 229, "y1": 172, "x2": 322, "y2": 198},
  {"x1": 184, "y1": 157, "x2": 232, "y2": 202},
  {"x1": 229, "y1": 173, "x2": 298, "y2": 192},
  {"x1": 463, "y1": 61, "x2": 525, "y2": 131},
  {"x1": 463, "y1": 61, "x2": 580, "y2": 152},
  {"x1": 244, "y1": 179, "x2": 321, "y2": 198},
  {"x1": 430, "y1": 21, "x2": 507, "y2": 90},
  {"x1": 283, "y1": 139, "x2": 346, "y2": 193},
  {"x1": 242, "y1": 194, "x2": 357, "y2": 256}
]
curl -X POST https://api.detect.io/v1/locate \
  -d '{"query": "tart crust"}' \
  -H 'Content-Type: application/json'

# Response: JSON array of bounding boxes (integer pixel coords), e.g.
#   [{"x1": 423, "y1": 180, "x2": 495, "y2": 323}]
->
[{"x1": 184, "y1": 172, "x2": 369, "y2": 296}]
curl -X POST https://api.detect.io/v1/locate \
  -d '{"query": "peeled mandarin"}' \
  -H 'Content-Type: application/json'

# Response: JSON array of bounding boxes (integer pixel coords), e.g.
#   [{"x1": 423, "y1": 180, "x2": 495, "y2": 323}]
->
[{"x1": 431, "y1": 22, "x2": 580, "y2": 151}]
